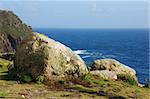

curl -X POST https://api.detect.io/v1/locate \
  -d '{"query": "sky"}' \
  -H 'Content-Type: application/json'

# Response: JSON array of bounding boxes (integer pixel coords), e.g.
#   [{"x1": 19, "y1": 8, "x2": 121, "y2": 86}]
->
[{"x1": 0, "y1": 0, "x2": 149, "y2": 29}]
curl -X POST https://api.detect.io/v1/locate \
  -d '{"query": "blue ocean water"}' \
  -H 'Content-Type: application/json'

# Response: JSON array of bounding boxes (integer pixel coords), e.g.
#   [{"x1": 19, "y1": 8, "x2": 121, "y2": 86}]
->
[{"x1": 34, "y1": 28, "x2": 149, "y2": 84}]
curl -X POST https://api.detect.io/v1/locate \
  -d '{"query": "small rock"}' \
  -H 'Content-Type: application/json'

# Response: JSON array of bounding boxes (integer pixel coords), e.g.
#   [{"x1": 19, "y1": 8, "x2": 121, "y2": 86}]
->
[{"x1": 21, "y1": 95, "x2": 25, "y2": 98}]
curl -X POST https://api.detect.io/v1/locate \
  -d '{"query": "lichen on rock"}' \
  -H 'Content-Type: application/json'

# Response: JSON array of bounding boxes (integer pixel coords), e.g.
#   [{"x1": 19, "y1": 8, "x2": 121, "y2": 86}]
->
[
  {"x1": 13, "y1": 32, "x2": 88, "y2": 82},
  {"x1": 90, "y1": 59, "x2": 138, "y2": 83}
]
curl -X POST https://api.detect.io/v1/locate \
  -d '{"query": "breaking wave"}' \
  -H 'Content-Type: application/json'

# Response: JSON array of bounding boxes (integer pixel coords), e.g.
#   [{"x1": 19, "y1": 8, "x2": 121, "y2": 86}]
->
[
  {"x1": 73, "y1": 50, "x2": 89, "y2": 55},
  {"x1": 74, "y1": 50, "x2": 117, "y2": 59}
]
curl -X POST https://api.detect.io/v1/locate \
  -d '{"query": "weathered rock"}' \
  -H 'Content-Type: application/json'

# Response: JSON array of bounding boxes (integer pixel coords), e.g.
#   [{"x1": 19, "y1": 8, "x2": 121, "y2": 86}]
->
[
  {"x1": 91, "y1": 59, "x2": 137, "y2": 81},
  {"x1": 14, "y1": 33, "x2": 88, "y2": 81},
  {"x1": 90, "y1": 70, "x2": 117, "y2": 80},
  {"x1": 8, "y1": 61, "x2": 14, "y2": 71},
  {"x1": 0, "y1": 52, "x2": 15, "y2": 61},
  {"x1": 144, "y1": 80, "x2": 150, "y2": 88},
  {"x1": 0, "y1": 33, "x2": 14, "y2": 52},
  {"x1": 0, "y1": 10, "x2": 32, "y2": 53}
]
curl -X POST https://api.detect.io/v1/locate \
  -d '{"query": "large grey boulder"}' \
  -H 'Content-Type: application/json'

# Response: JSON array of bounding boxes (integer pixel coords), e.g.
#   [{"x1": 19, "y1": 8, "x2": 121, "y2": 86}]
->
[
  {"x1": 14, "y1": 32, "x2": 88, "y2": 81},
  {"x1": 91, "y1": 59, "x2": 137, "y2": 81}
]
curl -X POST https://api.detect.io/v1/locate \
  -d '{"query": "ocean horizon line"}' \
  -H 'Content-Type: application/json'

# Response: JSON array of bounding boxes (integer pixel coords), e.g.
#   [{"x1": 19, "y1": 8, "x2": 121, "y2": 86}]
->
[{"x1": 33, "y1": 28, "x2": 149, "y2": 30}]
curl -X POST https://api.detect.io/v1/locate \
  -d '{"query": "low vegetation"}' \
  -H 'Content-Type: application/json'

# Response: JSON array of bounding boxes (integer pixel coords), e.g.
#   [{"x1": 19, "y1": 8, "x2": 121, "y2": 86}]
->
[
  {"x1": 0, "y1": 57, "x2": 149, "y2": 99},
  {"x1": 117, "y1": 74, "x2": 138, "y2": 85},
  {"x1": 0, "y1": 10, "x2": 32, "y2": 38},
  {"x1": 36, "y1": 75, "x2": 44, "y2": 84}
]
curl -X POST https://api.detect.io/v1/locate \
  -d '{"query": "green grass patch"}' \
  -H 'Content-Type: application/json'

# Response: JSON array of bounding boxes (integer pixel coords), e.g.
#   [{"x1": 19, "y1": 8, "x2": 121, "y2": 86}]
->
[
  {"x1": 0, "y1": 58, "x2": 11, "y2": 79},
  {"x1": 82, "y1": 73, "x2": 109, "y2": 86},
  {"x1": 117, "y1": 74, "x2": 137, "y2": 85},
  {"x1": 69, "y1": 84, "x2": 97, "y2": 93},
  {"x1": 0, "y1": 91, "x2": 10, "y2": 98},
  {"x1": 21, "y1": 75, "x2": 32, "y2": 83},
  {"x1": 134, "y1": 89, "x2": 141, "y2": 98},
  {"x1": 36, "y1": 75, "x2": 44, "y2": 84},
  {"x1": 0, "y1": 58, "x2": 11, "y2": 67}
]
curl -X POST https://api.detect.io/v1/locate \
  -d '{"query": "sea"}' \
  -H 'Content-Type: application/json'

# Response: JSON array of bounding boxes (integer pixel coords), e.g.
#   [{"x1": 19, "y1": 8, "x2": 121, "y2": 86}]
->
[{"x1": 34, "y1": 28, "x2": 149, "y2": 84}]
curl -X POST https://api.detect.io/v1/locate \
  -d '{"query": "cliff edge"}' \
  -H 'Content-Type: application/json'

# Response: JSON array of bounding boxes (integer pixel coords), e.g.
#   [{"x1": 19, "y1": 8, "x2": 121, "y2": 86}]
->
[{"x1": 0, "y1": 10, "x2": 32, "y2": 53}]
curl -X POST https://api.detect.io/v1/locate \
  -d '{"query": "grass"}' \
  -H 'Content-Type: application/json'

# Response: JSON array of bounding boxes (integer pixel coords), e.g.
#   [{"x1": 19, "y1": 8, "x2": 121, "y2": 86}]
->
[
  {"x1": 0, "y1": 58, "x2": 11, "y2": 67},
  {"x1": 0, "y1": 92, "x2": 10, "y2": 98},
  {"x1": 82, "y1": 73, "x2": 110, "y2": 86},
  {"x1": 36, "y1": 75, "x2": 44, "y2": 84},
  {"x1": 0, "y1": 57, "x2": 150, "y2": 99},
  {"x1": 117, "y1": 74, "x2": 138, "y2": 85},
  {"x1": 37, "y1": 33, "x2": 48, "y2": 39},
  {"x1": 21, "y1": 75, "x2": 32, "y2": 82},
  {"x1": 71, "y1": 73, "x2": 150, "y2": 98}
]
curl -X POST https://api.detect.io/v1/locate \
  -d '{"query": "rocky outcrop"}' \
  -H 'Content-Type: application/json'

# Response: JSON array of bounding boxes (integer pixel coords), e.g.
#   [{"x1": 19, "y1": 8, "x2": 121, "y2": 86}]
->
[
  {"x1": 0, "y1": 10, "x2": 32, "y2": 53},
  {"x1": 90, "y1": 59, "x2": 137, "y2": 81},
  {"x1": 0, "y1": 33, "x2": 14, "y2": 52},
  {"x1": 13, "y1": 33, "x2": 88, "y2": 81}
]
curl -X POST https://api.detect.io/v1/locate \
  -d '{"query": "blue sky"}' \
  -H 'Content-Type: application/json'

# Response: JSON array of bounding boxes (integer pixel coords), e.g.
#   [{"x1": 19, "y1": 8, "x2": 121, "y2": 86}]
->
[{"x1": 0, "y1": 0, "x2": 149, "y2": 29}]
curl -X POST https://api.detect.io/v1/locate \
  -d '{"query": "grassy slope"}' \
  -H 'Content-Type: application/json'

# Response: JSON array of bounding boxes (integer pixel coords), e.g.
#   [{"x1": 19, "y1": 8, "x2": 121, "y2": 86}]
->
[
  {"x1": 0, "y1": 58, "x2": 104, "y2": 99},
  {"x1": 0, "y1": 58, "x2": 149, "y2": 99}
]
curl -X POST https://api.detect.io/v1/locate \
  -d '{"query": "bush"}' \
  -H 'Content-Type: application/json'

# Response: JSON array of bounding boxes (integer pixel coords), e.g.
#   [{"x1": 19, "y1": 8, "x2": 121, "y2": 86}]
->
[
  {"x1": 36, "y1": 75, "x2": 44, "y2": 84},
  {"x1": 82, "y1": 74, "x2": 107, "y2": 86},
  {"x1": 82, "y1": 74, "x2": 94, "y2": 84},
  {"x1": 21, "y1": 75, "x2": 32, "y2": 82},
  {"x1": 127, "y1": 76, "x2": 137, "y2": 85},
  {"x1": 117, "y1": 74, "x2": 137, "y2": 85},
  {"x1": 58, "y1": 80, "x2": 65, "y2": 85}
]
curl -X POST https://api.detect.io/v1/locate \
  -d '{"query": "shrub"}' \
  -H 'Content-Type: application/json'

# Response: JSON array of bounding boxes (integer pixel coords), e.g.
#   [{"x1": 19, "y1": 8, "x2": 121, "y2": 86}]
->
[
  {"x1": 36, "y1": 75, "x2": 44, "y2": 84},
  {"x1": 126, "y1": 76, "x2": 137, "y2": 85},
  {"x1": 82, "y1": 74, "x2": 94, "y2": 84},
  {"x1": 82, "y1": 74, "x2": 107, "y2": 86},
  {"x1": 58, "y1": 80, "x2": 65, "y2": 85},
  {"x1": 21, "y1": 75, "x2": 32, "y2": 82},
  {"x1": 117, "y1": 74, "x2": 137, "y2": 85}
]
